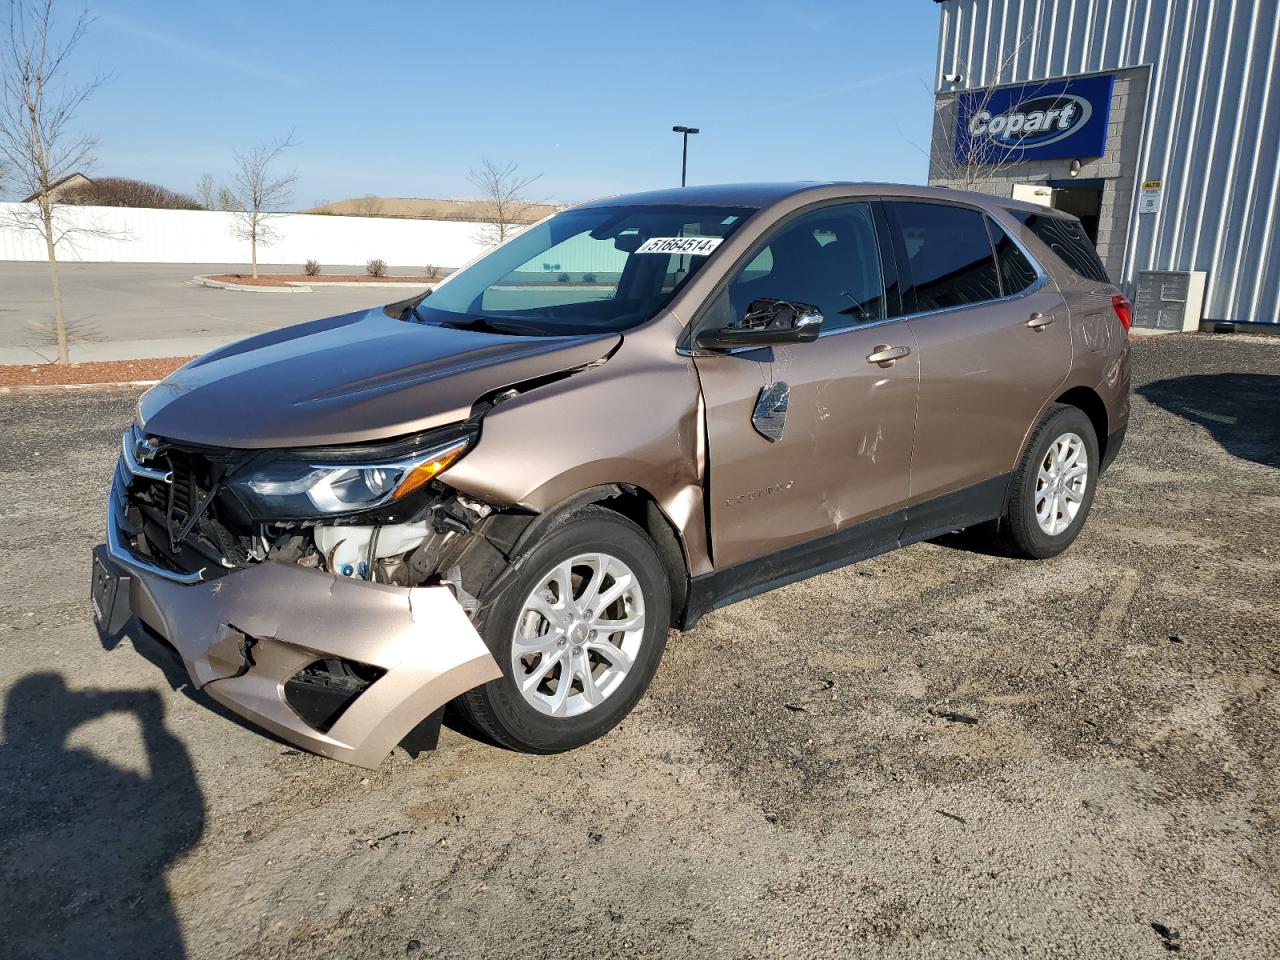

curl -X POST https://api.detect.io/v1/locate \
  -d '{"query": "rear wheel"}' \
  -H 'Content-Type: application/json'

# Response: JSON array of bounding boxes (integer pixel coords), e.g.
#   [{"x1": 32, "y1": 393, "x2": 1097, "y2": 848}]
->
[
  {"x1": 992, "y1": 404, "x2": 1099, "y2": 559},
  {"x1": 457, "y1": 506, "x2": 670, "y2": 752}
]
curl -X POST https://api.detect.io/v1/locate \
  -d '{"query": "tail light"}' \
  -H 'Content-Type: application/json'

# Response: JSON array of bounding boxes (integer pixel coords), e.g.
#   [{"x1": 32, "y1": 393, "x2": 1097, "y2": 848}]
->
[{"x1": 1112, "y1": 294, "x2": 1133, "y2": 331}]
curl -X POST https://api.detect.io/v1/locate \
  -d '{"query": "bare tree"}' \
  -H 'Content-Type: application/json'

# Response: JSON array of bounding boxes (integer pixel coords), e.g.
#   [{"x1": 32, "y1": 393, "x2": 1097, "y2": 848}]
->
[
  {"x1": 226, "y1": 133, "x2": 296, "y2": 278},
  {"x1": 352, "y1": 193, "x2": 383, "y2": 217},
  {"x1": 195, "y1": 172, "x2": 217, "y2": 210},
  {"x1": 468, "y1": 158, "x2": 542, "y2": 246},
  {"x1": 914, "y1": 35, "x2": 1045, "y2": 192},
  {"x1": 930, "y1": 92, "x2": 1033, "y2": 191},
  {"x1": 0, "y1": 0, "x2": 104, "y2": 364}
]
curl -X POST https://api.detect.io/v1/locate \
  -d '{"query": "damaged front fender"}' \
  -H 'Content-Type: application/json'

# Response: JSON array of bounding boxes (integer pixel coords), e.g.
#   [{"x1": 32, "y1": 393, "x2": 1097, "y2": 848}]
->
[{"x1": 126, "y1": 560, "x2": 500, "y2": 768}]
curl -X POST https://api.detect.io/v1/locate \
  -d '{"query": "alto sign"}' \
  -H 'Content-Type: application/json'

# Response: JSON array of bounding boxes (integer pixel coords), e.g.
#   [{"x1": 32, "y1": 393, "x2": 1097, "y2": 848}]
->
[{"x1": 954, "y1": 74, "x2": 1114, "y2": 164}]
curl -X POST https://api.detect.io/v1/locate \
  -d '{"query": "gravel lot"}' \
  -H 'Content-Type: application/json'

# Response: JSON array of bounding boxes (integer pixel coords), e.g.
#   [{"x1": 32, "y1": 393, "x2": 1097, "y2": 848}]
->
[{"x1": 1, "y1": 333, "x2": 1277, "y2": 959}]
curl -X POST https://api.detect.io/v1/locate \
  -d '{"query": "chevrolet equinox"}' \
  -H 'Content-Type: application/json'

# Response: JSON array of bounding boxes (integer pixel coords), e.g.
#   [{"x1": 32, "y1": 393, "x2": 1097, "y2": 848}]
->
[{"x1": 93, "y1": 183, "x2": 1131, "y2": 767}]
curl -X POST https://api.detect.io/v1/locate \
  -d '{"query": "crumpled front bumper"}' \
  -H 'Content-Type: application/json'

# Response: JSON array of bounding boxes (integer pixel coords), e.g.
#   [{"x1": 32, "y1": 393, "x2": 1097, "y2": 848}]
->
[{"x1": 102, "y1": 468, "x2": 500, "y2": 768}]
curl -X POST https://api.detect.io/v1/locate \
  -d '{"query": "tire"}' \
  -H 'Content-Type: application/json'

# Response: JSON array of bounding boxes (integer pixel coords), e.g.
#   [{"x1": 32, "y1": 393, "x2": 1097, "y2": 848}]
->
[
  {"x1": 457, "y1": 506, "x2": 671, "y2": 753},
  {"x1": 992, "y1": 404, "x2": 1100, "y2": 559}
]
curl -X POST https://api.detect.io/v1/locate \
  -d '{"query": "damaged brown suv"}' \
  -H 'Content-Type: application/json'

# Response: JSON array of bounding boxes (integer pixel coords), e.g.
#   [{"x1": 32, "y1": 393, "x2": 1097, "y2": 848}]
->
[{"x1": 93, "y1": 183, "x2": 1131, "y2": 767}]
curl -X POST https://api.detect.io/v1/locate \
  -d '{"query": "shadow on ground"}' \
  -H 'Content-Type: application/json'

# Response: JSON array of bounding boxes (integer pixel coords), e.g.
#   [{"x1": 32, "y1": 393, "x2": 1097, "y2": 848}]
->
[
  {"x1": 1139, "y1": 373, "x2": 1280, "y2": 467},
  {"x1": 0, "y1": 672, "x2": 203, "y2": 960}
]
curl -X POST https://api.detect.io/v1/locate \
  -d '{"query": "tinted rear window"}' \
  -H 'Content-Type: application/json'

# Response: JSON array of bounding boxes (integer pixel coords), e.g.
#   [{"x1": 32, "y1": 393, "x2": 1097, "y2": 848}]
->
[
  {"x1": 1009, "y1": 210, "x2": 1110, "y2": 283},
  {"x1": 892, "y1": 202, "x2": 1001, "y2": 312},
  {"x1": 985, "y1": 217, "x2": 1039, "y2": 296}
]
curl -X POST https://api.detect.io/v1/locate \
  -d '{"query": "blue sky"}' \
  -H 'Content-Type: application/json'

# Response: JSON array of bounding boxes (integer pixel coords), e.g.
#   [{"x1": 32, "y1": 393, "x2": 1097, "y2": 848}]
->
[{"x1": 68, "y1": 0, "x2": 941, "y2": 206}]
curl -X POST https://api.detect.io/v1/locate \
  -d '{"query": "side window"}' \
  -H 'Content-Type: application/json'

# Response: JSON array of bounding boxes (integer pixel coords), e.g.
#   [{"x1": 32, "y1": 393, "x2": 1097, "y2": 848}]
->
[
  {"x1": 985, "y1": 217, "x2": 1039, "y2": 296},
  {"x1": 725, "y1": 202, "x2": 886, "y2": 333},
  {"x1": 1011, "y1": 210, "x2": 1110, "y2": 282},
  {"x1": 892, "y1": 202, "x2": 1002, "y2": 312}
]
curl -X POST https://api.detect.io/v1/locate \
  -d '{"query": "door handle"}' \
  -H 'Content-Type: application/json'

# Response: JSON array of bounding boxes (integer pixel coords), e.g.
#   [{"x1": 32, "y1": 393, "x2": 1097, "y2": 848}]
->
[
  {"x1": 866, "y1": 344, "x2": 911, "y2": 365},
  {"x1": 870, "y1": 343, "x2": 911, "y2": 363},
  {"x1": 1026, "y1": 312, "x2": 1056, "y2": 329}
]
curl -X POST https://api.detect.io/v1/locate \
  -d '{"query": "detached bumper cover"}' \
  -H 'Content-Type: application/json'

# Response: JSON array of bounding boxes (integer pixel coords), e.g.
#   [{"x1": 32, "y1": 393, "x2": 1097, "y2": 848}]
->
[{"x1": 105, "y1": 469, "x2": 500, "y2": 768}]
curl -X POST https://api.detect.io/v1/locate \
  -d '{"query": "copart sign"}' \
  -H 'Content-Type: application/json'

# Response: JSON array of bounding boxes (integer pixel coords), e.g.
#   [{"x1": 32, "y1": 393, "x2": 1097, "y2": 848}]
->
[{"x1": 954, "y1": 74, "x2": 1113, "y2": 164}]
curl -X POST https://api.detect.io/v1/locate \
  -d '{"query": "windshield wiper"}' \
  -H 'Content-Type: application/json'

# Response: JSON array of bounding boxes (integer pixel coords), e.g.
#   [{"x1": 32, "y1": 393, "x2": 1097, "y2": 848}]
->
[
  {"x1": 438, "y1": 315, "x2": 545, "y2": 336},
  {"x1": 383, "y1": 291, "x2": 430, "y2": 321}
]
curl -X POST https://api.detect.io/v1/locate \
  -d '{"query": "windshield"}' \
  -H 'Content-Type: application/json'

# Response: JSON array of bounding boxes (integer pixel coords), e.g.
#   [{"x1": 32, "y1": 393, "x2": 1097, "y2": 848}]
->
[{"x1": 415, "y1": 204, "x2": 756, "y2": 336}]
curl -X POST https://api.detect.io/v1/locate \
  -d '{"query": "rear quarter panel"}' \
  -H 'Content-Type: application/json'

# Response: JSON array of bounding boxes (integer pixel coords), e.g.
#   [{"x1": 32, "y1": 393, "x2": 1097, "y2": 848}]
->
[
  {"x1": 1060, "y1": 281, "x2": 1132, "y2": 434},
  {"x1": 996, "y1": 207, "x2": 1131, "y2": 443}
]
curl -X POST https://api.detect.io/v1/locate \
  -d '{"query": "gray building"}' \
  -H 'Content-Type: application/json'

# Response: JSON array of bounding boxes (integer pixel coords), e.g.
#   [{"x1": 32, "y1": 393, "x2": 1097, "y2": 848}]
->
[{"x1": 928, "y1": 0, "x2": 1279, "y2": 329}]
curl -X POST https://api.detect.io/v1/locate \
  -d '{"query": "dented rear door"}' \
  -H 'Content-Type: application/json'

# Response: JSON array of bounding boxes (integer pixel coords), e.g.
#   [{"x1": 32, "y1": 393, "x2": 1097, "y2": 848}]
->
[{"x1": 886, "y1": 200, "x2": 1072, "y2": 508}]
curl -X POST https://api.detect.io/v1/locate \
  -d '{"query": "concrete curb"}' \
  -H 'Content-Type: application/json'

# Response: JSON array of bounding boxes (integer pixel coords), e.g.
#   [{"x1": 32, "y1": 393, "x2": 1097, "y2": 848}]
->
[
  {"x1": 294, "y1": 280, "x2": 435, "y2": 289},
  {"x1": 192, "y1": 275, "x2": 307, "y2": 293},
  {"x1": 0, "y1": 379, "x2": 161, "y2": 395},
  {"x1": 192, "y1": 275, "x2": 434, "y2": 293}
]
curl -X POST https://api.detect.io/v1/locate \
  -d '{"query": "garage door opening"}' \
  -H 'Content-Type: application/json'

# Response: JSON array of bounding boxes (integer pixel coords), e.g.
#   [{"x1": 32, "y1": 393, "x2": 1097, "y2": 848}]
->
[
  {"x1": 1011, "y1": 179, "x2": 1105, "y2": 245},
  {"x1": 1045, "y1": 179, "x2": 1104, "y2": 244}
]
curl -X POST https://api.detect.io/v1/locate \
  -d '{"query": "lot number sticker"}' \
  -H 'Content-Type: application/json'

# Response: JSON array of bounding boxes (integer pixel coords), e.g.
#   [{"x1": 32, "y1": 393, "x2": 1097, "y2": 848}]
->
[{"x1": 635, "y1": 236, "x2": 724, "y2": 255}]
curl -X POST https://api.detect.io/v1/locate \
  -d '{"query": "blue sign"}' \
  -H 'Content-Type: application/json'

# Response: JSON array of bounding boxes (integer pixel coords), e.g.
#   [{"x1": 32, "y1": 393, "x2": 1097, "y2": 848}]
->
[{"x1": 954, "y1": 74, "x2": 1114, "y2": 164}]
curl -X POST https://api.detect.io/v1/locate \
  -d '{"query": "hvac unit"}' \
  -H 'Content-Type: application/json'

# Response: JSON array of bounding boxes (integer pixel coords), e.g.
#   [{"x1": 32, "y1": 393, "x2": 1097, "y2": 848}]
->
[{"x1": 1132, "y1": 270, "x2": 1207, "y2": 334}]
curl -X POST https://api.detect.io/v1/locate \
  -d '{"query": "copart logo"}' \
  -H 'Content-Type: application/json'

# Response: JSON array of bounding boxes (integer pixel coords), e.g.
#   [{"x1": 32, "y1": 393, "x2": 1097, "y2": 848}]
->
[{"x1": 968, "y1": 93, "x2": 1093, "y2": 149}]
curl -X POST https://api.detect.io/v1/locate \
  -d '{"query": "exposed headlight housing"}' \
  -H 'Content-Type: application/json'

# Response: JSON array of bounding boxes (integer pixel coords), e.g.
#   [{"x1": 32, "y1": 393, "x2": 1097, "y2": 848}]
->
[{"x1": 229, "y1": 429, "x2": 474, "y2": 518}]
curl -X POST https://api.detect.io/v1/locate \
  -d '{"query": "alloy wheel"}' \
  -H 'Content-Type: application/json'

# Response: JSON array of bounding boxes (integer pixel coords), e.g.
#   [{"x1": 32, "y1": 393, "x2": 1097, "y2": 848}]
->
[
  {"x1": 511, "y1": 552, "x2": 646, "y2": 718},
  {"x1": 1035, "y1": 431, "x2": 1089, "y2": 536}
]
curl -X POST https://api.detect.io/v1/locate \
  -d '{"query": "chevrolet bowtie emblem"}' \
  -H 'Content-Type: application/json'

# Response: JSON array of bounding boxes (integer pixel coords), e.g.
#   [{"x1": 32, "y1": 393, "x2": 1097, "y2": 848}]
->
[{"x1": 135, "y1": 434, "x2": 159, "y2": 463}]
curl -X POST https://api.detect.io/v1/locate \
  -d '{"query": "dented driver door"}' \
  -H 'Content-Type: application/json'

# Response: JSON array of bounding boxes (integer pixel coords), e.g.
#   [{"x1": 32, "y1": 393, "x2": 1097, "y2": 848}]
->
[{"x1": 690, "y1": 201, "x2": 920, "y2": 570}]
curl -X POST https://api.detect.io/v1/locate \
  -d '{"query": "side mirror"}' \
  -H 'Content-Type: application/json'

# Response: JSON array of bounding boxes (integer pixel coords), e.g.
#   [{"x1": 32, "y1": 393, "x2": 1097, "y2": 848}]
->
[{"x1": 694, "y1": 298, "x2": 823, "y2": 350}]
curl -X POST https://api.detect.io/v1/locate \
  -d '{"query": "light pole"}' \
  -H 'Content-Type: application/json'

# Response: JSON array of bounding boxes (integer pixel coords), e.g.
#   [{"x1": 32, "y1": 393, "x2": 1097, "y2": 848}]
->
[{"x1": 672, "y1": 125, "x2": 699, "y2": 187}]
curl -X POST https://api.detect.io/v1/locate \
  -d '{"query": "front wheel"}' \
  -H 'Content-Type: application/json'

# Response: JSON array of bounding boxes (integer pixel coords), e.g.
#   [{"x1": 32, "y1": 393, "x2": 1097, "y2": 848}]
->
[
  {"x1": 456, "y1": 506, "x2": 671, "y2": 753},
  {"x1": 992, "y1": 404, "x2": 1100, "y2": 559}
]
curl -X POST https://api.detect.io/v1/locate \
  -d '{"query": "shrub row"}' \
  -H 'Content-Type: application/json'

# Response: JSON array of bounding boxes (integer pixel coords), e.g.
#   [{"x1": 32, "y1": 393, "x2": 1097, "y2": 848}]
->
[{"x1": 299, "y1": 261, "x2": 445, "y2": 280}]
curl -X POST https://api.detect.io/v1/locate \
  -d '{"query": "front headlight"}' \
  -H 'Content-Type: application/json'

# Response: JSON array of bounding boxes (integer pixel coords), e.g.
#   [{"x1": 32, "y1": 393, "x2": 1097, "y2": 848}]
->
[{"x1": 229, "y1": 432, "x2": 473, "y2": 518}]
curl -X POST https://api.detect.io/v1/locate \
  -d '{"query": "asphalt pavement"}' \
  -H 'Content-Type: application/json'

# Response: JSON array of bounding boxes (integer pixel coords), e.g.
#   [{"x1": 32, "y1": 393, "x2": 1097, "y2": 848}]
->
[
  {"x1": 0, "y1": 333, "x2": 1277, "y2": 959},
  {"x1": 0, "y1": 262, "x2": 428, "y2": 364}
]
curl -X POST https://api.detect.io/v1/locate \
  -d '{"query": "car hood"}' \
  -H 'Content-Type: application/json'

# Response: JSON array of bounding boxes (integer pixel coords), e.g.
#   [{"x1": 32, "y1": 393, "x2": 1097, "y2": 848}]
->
[{"x1": 138, "y1": 308, "x2": 620, "y2": 448}]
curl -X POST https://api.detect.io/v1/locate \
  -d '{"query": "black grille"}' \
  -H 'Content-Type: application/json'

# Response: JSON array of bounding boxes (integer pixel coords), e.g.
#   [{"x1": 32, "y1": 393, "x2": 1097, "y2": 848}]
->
[
  {"x1": 162, "y1": 449, "x2": 210, "y2": 530},
  {"x1": 124, "y1": 441, "x2": 253, "y2": 575},
  {"x1": 285, "y1": 658, "x2": 387, "y2": 732},
  {"x1": 169, "y1": 464, "x2": 195, "y2": 524}
]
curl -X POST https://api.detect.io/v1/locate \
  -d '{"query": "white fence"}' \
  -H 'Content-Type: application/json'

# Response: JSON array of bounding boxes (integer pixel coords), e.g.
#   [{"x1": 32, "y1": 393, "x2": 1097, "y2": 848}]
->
[{"x1": 0, "y1": 202, "x2": 495, "y2": 267}]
